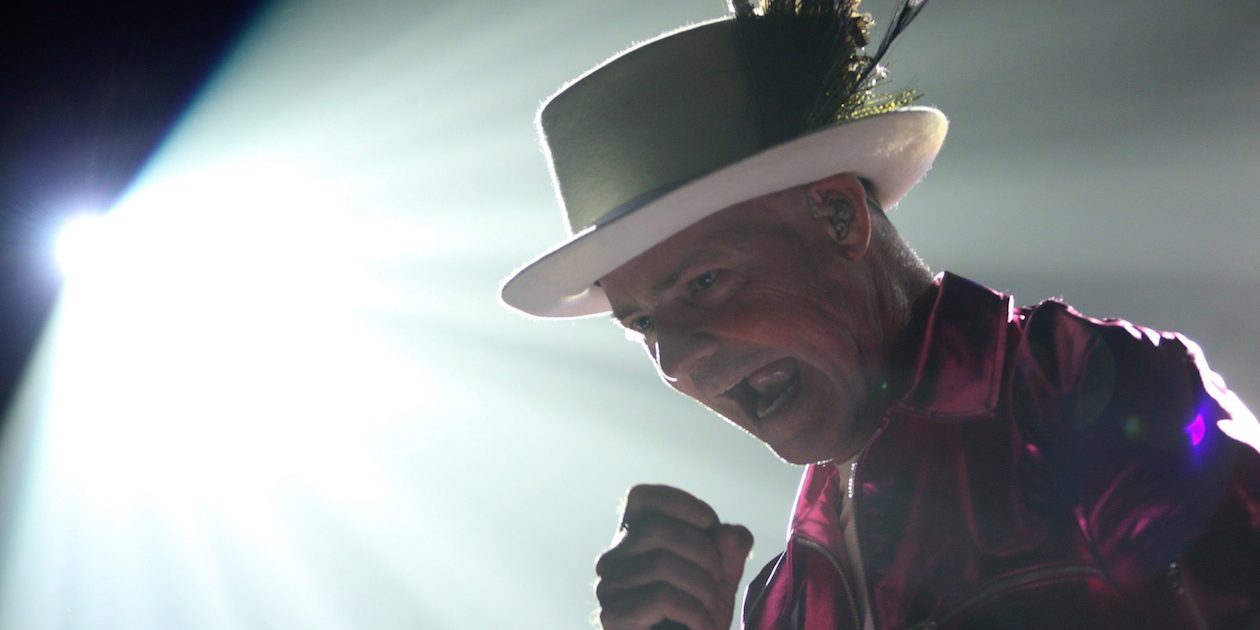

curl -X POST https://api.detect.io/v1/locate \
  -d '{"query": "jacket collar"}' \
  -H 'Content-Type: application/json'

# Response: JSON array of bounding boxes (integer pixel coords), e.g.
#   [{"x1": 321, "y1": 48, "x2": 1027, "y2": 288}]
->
[
  {"x1": 789, "y1": 272, "x2": 1013, "y2": 547},
  {"x1": 894, "y1": 271, "x2": 1013, "y2": 419}
]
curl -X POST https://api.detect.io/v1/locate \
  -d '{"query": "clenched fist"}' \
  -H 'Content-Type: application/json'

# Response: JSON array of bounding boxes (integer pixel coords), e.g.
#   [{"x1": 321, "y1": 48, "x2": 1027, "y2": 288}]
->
[{"x1": 594, "y1": 485, "x2": 754, "y2": 630}]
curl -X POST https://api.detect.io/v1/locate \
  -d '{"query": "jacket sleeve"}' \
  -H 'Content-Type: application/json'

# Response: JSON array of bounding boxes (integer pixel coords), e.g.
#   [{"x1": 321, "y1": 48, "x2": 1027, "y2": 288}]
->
[{"x1": 1018, "y1": 301, "x2": 1260, "y2": 606}]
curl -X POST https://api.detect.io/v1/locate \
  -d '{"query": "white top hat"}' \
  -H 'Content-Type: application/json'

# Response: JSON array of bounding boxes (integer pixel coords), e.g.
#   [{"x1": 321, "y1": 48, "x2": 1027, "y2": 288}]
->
[{"x1": 502, "y1": 1, "x2": 947, "y2": 318}]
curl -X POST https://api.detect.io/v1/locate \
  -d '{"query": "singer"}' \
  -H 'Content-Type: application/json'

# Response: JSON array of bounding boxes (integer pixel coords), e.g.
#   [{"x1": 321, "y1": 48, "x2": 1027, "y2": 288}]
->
[{"x1": 501, "y1": 1, "x2": 1260, "y2": 628}]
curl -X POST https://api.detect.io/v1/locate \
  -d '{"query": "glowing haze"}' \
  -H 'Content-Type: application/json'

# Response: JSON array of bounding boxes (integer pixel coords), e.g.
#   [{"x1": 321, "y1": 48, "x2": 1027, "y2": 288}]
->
[{"x1": 1, "y1": 1, "x2": 1256, "y2": 629}]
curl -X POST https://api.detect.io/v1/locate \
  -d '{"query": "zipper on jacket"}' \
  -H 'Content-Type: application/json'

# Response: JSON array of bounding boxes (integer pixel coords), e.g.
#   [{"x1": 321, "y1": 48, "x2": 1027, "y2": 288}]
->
[
  {"x1": 907, "y1": 564, "x2": 1105, "y2": 630},
  {"x1": 1168, "y1": 561, "x2": 1208, "y2": 630},
  {"x1": 842, "y1": 417, "x2": 885, "y2": 629},
  {"x1": 794, "y1": 536, "x2": 862, "y2": 630}
]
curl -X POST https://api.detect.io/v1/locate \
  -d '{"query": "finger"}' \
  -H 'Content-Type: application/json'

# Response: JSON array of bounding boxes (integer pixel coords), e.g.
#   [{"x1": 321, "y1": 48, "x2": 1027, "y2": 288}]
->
[
  {"x1": 595, "y1": 548, "x2": 721, "y2": 617},
  {"x1": 622, "y1": 485, "x2": 719, "y2": 531},
  {"x1": 715, "y1": 523, "x2": 754, "y2": 589},
  {"x1": 598, "y1": 582, "x2": 717, "y2": 630},
  {"x1": 601, "y1": 511, "x2": 724, "y2": 579},
  {"x1": 712, "y1": 523, "x2": 754, "y2": 624}
]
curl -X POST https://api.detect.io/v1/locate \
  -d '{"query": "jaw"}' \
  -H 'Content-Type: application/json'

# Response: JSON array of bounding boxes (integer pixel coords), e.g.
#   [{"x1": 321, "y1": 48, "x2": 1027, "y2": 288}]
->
[
  {"x1": 694, "y1": 355, "x2": 804, "y2": 436},
  {"x1": 697, "y1": 361, "x2": 864, "y2": 464}
]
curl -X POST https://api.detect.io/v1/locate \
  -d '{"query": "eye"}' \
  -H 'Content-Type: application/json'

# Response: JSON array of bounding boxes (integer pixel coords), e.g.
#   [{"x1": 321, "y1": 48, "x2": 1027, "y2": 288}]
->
[
  {"x1": 629, "y1": 315, "x2": 654, "y2": 333},
  {"x1": 691, "y1": 270, "x2": 720, "y2": 292}
]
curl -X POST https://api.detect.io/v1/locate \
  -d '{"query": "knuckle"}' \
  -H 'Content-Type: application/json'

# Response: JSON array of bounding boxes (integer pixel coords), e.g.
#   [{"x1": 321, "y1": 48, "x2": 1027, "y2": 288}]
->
[
  {"x1": 598, "y1": 588, "x2": 653, "y2": 628},
  {"x1": 596, "y1": 607, "x2": 618, "y2": 629},
  {"x1": 620, "y1": 512, "x2": 678, "y2": 550},
  {"x1": 623, "y1": 485, "x2": 668, "y2": 519},
  {"x1": 594, "y1": 550, "x2": 620, "y2": 577},
  {"x1": 630, "y1": 515, "x2": 667, "y2": 544},
  {"x1": 624, "y1": 483, "x2": 656, "y2": 505},
  {"x1": 639, "y1": 581, "x2": 672, "y2": 602},
  {"x1": 593, "y1": 577, "x2": 612, "y2": 603},
  {"x1": 641, "y1": 547, "x2": 676, "y2": 574}
]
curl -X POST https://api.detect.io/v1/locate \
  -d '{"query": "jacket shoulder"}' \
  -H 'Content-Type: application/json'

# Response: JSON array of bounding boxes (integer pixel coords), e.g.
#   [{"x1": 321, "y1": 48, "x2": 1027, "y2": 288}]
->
[{"x1": 1018, "y1": 298, "x2": 1255, "y2": 454}]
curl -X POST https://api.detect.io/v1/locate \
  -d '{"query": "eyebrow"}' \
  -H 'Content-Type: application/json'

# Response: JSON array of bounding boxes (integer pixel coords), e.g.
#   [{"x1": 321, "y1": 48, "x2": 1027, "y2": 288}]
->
[
  {"x1": 607, "y1": 241, "x2": 742, "y2": 324},
  {"x1": 608, "y1": 274, "x2": 683, "y2": 325}
]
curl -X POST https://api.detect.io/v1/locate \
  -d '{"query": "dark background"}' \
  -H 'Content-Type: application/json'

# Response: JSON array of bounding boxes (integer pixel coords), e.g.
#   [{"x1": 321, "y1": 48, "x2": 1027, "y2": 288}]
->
[{"x1": 0, "y1": 1, "x2": 262, "y2": 419}]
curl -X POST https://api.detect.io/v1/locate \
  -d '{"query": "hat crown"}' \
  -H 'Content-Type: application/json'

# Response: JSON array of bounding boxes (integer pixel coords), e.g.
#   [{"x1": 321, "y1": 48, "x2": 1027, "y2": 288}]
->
[
  {"x1": 503, "y1": 1, "x2": 943, "y2": 318},
  {"x1": 539, "y1": 1, "x2": 926, "y2": 235},
  {"x1": 540, "y1": 21, "x2": 760, "y2": 235}
]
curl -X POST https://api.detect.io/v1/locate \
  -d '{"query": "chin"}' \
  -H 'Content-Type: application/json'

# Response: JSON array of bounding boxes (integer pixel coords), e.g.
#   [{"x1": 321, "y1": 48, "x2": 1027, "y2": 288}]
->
[
  {"x1": 769, "y1": 408, "x2": 865, "y2": 465},
  {"x1": 763, "y1": 424, "x2": 842, "y2": 465},
  {"x1": 770, "y1": 449, "x2": 823, "y2": 466},
  {"x1": 706, "y1": 386, "x2": 861, "y2": 465},
  {"x1": 774, "y1": 447, "x2": 843, "y2": 466}
]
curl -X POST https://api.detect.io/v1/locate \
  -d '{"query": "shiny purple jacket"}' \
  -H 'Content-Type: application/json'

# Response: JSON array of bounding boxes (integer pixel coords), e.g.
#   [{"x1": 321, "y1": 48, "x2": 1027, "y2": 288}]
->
[{"x1": 743, "y1": 273, "x2": 1260, "y2": 629}]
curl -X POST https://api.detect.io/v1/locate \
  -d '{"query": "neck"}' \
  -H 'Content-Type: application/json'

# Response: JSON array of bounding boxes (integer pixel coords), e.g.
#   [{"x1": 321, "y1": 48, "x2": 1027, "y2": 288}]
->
[
  {"x1": 883, "y1": 278, "x2": 937, "y2": 401},
  {"x1": 864, "y1": 237, "x2": 935, "y2": 409}
]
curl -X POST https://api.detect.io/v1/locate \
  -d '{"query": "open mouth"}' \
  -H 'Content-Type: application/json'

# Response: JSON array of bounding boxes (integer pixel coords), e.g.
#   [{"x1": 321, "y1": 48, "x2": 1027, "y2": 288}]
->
[{"x1": 724, "y1": 357, "x2": 801, "y2": 421}]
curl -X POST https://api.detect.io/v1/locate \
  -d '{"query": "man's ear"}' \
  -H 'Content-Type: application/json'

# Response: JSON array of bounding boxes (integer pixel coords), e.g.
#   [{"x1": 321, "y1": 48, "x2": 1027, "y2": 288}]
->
[{"x1": 807, "y1": 172, "x2": 872, "y2": 261}]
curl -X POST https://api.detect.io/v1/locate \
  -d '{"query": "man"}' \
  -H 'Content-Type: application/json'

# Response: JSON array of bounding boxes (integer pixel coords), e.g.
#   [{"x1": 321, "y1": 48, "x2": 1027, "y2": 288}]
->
[{"x1": 501, "y1": 1, "x2": 1260, "y2": 628}]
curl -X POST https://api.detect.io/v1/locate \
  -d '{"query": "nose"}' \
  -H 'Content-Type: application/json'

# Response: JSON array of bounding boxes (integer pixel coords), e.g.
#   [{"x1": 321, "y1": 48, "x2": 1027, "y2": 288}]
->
[{"x1": 649, "y1": 315, "x2": 716, "y2": 387}]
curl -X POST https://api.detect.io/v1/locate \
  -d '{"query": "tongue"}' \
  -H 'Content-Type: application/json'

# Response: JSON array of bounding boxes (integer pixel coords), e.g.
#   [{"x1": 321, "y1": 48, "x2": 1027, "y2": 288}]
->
[{"x1": 746, "y1": 358, "x2": 799, "y2": 399}]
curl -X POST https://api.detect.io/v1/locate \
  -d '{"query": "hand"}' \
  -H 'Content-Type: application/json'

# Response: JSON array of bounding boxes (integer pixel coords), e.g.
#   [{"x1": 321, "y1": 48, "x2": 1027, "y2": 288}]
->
[{"x1": 595, "y1": 484, "x2": 754, "y2": 630}]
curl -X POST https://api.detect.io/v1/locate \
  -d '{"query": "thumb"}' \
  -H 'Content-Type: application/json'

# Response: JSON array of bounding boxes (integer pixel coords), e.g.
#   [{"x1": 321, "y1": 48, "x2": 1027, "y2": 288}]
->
[{"x1": 715, "y1": 523, "x2": 754, "y2": 589}]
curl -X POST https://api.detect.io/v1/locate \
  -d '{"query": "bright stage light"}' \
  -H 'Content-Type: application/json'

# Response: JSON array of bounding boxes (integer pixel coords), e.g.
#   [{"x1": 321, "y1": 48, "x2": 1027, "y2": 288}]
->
[
  {"x1": 4, "y1": 162, "x2": 448, "y2": 629},
  {"x1": 52, "y1": 213, "x2": 108, "y2": 277},
  {"x1": 0, "y1": 3, "x2": 774, "y2": 630}
]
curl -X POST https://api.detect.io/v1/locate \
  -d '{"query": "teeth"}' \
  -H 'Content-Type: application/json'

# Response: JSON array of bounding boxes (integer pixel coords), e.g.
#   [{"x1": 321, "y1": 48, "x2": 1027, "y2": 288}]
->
[
  {"x1": 743, "y1": 358, "x2": 799, "y2": 420},
  {"x1": 756, "y1": 378, "x2": 798, "y2": 419},
  {"x1": 746, "y1": 358, "x2": 797, "y2": 394}
]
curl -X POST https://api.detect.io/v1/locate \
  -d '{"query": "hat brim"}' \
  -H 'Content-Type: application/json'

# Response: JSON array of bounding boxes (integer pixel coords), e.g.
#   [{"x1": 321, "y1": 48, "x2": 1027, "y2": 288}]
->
[{"x1": 501, "y1": 106, "x2": 947, "y2": 318}]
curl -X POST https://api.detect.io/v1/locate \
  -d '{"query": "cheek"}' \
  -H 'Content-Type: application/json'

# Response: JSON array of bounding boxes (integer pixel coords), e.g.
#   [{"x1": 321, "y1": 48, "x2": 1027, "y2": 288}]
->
[
  {"x1": 725, "y1": 281, "x2": 862, "y2": 350},
  {"x1": 725, "y1": 279, "x2": 875, "y2": 400}
]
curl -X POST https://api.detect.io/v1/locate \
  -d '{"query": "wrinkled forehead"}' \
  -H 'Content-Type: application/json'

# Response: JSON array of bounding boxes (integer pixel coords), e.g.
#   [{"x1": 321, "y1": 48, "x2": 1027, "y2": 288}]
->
[
  {"x1": 604, "y1": 186, "x2": 807, "y2": 274},
  {"x1": 600, "y1": 204, "x2": 762, "y2": 279},
  {"x1": 599, "y1": 230, "x2": 737, "y2": 297},
  {"x1": 598, "y1": 204, "x2": 796, "y2": 319}
]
